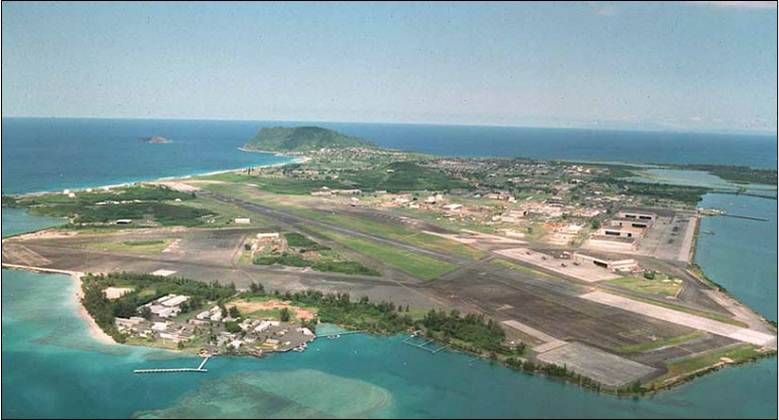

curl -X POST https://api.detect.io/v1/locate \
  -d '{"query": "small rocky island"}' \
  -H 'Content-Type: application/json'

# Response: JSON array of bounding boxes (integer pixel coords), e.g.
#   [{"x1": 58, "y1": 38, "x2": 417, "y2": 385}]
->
[{"x1": 141, "y1": 136, "x2": 172, "y2": 144}]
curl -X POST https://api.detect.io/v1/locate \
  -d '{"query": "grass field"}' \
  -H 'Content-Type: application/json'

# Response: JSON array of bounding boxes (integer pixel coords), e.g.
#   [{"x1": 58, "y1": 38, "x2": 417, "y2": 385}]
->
[
  {"x1": 492, "y1": 259, "x2": 560, "y2": 280},
  {"x1": 198, "y1": 172, "x2": 353, "y2": 194},
  {"x1": 654, "y1": 344, "x2": 764, "y2": 384},
  {"x1": 85, "y1": 239, "x2": 172, "y2": 253},
  {"x1": 309, "y1": 227, "x2": 457, "y2": 280},
  {"x1": 292, "y1": 207, "x2": 485, "y2": 260},
  {"x1": 617, "y1": 332, "x2": 705, "y2": 354},
  {"x1": 607, "y1": 275, "x2": 683, "y2": 297},
  {"x1": 181, "y1": 196, "x2": 270, "y2": 226}
]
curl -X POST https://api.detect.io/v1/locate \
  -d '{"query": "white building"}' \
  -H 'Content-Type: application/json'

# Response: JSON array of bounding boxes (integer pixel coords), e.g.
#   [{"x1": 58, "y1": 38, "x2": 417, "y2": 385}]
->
[{"x1": 256, "y1": 232, "x2": 280, "y2": 240}]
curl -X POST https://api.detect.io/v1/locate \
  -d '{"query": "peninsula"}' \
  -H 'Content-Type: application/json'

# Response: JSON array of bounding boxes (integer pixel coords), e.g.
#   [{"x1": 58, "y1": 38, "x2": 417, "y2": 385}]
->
[
  {"x1": 2, "y1": 126, "x2": 776, "y2": 395},
  {"x1": 243, "y1": 126, "x2": 375, "y2": 152}
]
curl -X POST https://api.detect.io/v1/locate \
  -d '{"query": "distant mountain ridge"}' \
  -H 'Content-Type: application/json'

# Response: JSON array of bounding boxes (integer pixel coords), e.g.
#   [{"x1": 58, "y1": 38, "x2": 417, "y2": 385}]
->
[{"x1": 244, "y1": 126, "x2": 376, "y2": 152}]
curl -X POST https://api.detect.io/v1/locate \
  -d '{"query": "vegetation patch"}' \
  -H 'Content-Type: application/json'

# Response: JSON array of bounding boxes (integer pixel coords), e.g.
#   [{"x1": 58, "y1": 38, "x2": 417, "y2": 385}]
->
[
  {"x1": 296, "y1": 209, "x2": 484, "y2": 260},
  {"x1": 85, "y1": 239, "x2": 172, "y2": 254},
  {"x1": 653, "y1": 344, "x2": 766, "y2": 386},
  {"x1": 244, "y1": 126, "x2": 375, "y2": 152},
  {"x1": 251, "y1": 231, "x2": 380, "y2": 276},
  {"x1": 492, "y1": 259, "x2": 559, "y2": 280},
  {"x1": 607, "y1": 273, "x2": 683, "y2": 297},
  {"x1": 309, "y1": 227, "x2": 457, "y2": 280},
  {"x1": 617, "y1": 332, "x2": 705, "y2": 354},
  {"x1": 342, "y1": 161, "x2": 471, "y2": 193},
  {"x1": 3, "y1": 185, "x2": 214, "y2": 227},
  {"x1": 421, "y1": 309, "x2": 518, "y2": 356}
]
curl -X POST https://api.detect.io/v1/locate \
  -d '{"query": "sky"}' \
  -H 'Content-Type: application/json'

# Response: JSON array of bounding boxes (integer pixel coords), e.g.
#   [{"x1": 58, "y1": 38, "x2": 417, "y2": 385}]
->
[{"x1": 2, "y1": 1, "x2": 777, "y2": 133}]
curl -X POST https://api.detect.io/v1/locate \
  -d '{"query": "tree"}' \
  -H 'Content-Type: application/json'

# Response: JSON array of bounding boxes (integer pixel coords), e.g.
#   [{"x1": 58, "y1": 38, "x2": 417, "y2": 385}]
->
[
  {"x1": 280, "y1": 307, "x2": 291, "y2": 322},
  {"x1": 228, "y1": 306, "x2": 241, "y2": 319},
  {"x1": 224, "y1": 321, "x2": 242, "y2": 333},
  {"x1": 139, "y1": 306, "x2": 152, "y2": 320},
  {"x1": 249, "y1": 282, "x2": 264, "y2": 294}
]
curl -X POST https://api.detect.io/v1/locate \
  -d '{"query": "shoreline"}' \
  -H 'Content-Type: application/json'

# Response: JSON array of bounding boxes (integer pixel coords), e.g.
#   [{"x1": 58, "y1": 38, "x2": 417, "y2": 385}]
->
[
  {"x1": 2, "y1": 264, "x2": 116, "y2": 345},
  {"x1": 5, "y1": 150, "x2": 306, "y2": 198}
]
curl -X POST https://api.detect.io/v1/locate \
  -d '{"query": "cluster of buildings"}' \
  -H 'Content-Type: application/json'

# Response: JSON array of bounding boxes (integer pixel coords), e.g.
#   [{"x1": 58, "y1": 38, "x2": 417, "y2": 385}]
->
[
  {"x1": 586, "y1": 210, "x2": 657, "y2": 252},
  {"x1": 141, "y1": 294, "x2": 190, "y2": 319},
  {"x1": 214, "y1": 319, "x2": 315, "y2": 355},
  {"x1": 114, "y1": 292, "x2": 317, "y2": 356}
]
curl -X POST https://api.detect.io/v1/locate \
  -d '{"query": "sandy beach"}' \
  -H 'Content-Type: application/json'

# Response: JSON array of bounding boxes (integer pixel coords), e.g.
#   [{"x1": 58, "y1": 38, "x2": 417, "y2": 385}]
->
[{"x1": 71, "y1": 272, "x2": 117, "y2": 345}]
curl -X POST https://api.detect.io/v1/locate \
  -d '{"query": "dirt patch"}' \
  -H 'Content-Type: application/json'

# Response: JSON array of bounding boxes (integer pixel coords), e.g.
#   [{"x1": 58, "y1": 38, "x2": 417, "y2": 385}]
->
[{"x1": 229, "y1": 298, "x2": 316, "y2": 320}]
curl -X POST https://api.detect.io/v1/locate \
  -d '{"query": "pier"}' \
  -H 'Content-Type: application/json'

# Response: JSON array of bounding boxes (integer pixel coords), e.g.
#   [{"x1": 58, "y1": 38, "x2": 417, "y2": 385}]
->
[
  {"x1": 698, "y1": 208, "x2": 768, "y2": 222},
  {"x1": 402, "y1": 335, "x2": 448, "y2": 354},
  {"x1": 720, "y1": 214, "x2": 769, "y2": 222},
  {"x1": 133, "y1": 356, "x2": 210, "y2": 374},
  {"x1": 316, "y1": 331, "x2": 363, "y2": 339}
]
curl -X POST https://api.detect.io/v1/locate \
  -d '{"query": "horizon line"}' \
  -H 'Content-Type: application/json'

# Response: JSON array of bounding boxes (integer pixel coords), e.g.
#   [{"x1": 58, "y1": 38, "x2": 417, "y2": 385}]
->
[{"x1": 2, "y1": 114, "x2": 776, "y2": 137}]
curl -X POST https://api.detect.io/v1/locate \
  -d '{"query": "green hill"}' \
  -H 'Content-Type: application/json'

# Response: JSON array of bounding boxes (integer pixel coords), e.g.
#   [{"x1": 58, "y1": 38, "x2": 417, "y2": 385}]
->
[{"x1": 244, "y1": 126, "x2": 376, "y2": 152}]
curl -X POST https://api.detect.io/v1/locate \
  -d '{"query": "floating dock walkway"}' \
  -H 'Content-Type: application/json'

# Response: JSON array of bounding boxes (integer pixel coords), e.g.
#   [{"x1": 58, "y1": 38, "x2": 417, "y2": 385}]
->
[
  {"x1": 316, "y1": 331, "x2": 363, "y2": 339},
  {"x1": 402, "y1": 335, "x2": 448, "y2": 354},
  {"x1": 720, "y1": 214, "x2": 769, "y2": 222},
  {"x1": 133, "y1": 356, "x2": 210, "y2": 374}
]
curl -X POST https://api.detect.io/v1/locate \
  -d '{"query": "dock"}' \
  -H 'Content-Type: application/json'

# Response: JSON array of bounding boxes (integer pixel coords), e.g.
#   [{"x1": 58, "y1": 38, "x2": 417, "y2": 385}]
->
[
  {"x1": 402, "y1": 335, "x2": 448, "y2": 354},
  {"x1": 721, "y1": 214, "x2": 769, "y2": 222},
  {"x1": 316, "y1": 331, "x2": 363, "y2": 339},
  {"x1": 133, "y1": 368, "x2": 207, "y2": 374},
  {"x1": 133, "y1": 356, "x2": 210, "y2": 374}
]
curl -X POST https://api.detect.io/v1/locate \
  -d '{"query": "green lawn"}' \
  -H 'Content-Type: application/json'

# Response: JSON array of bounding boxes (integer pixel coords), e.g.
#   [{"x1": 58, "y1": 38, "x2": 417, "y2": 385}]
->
[
  {"x1": 309, "y1": 227, "x2": 457, "y2": 280},
  {"x1": 617, "y1": 332, "x2": 705, "y2": 354},
  {"x1": 654, "y1": 344, "x2": 764, "y2": 384},
  {"x1": 198, "y1": 172, "x2": 353, "y2": 195},
  {"x1": 492, "y1": 259, "x2": 559, "y2": 280},
  {"x1": 607, "y1": 275, "x2": 683, "y2": 297},
  {"x1": 85, "y1": 239, "x2": 172, "y2": 253},
  {"x1": 180, "y1": 196, "x2": 270, "y2": 226},
  {"x1": 293, "y1": 207, "x2": 485, "y2": 260}
]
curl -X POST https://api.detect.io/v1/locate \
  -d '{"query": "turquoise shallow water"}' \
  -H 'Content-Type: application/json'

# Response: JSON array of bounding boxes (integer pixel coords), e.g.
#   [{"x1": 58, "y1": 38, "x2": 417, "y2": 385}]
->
[
  {"x1": 1, "y1": 208, "x2": 64, "y2": 236},
  {"x1": 2, "y1": 207, "x2": 776, "y2": 419}
]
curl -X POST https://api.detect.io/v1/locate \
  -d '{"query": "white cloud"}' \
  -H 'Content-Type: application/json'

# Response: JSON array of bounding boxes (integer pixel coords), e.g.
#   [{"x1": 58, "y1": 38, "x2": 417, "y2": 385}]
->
[
  {"x1": 595, "y1": 5, "x2": 619, "y2": 16},
  {"x1": 687, "y1": 1, "x2": 777, "y2": 9},
  {"x1": 586, "y1": 2, "x2": 619, "y2": 16}
]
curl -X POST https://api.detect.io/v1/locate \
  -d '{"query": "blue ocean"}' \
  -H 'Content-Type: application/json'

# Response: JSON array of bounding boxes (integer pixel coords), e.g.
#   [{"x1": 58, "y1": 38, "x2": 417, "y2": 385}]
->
[
  {"x1": 2, "y1": 118, "x2": 776, "y2": 418},
  {"x1": 3, "y1": 118, "x2": 776, "y2": 194}
]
